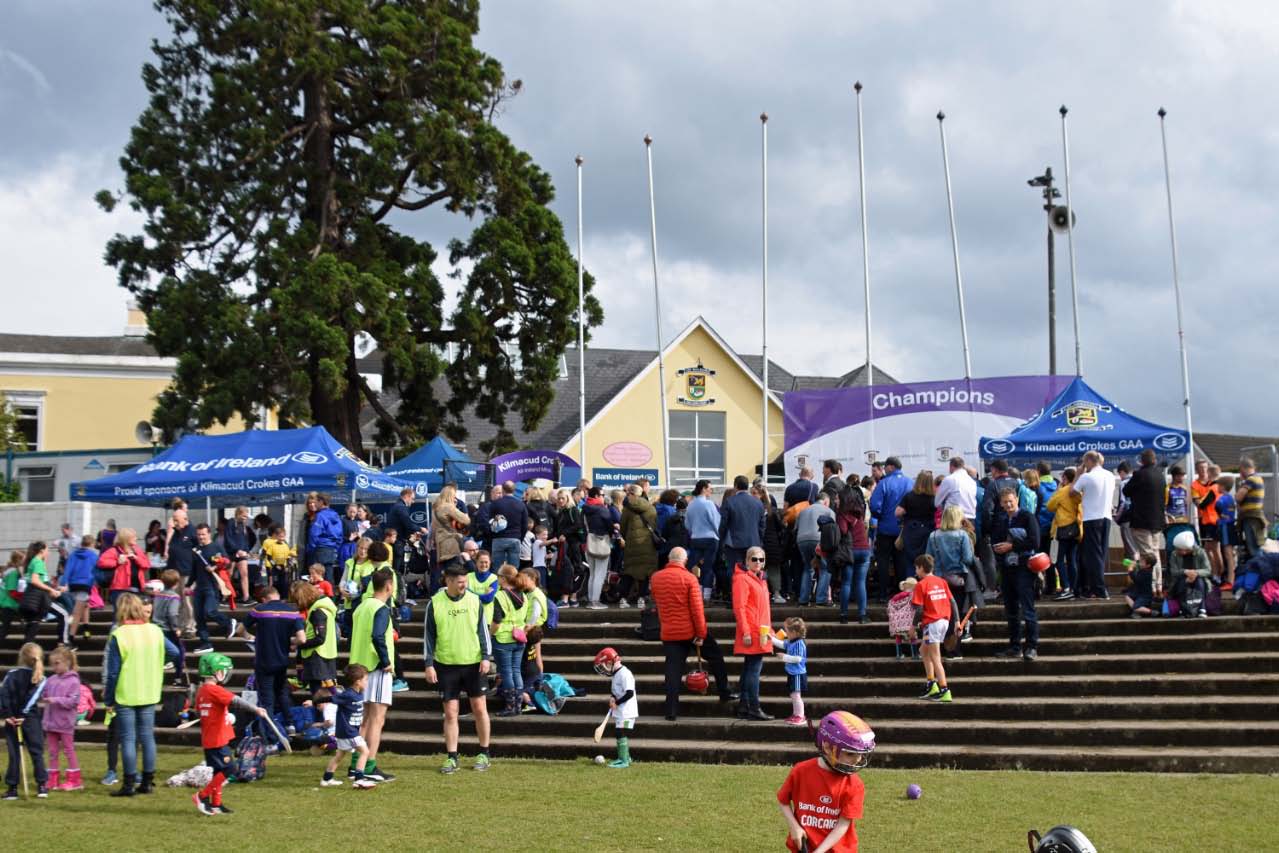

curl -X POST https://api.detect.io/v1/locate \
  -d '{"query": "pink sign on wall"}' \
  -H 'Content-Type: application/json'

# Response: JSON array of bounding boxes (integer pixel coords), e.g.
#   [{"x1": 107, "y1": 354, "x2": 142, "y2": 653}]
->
[{"x1": 602, "y1": 441, "x2": 652, "y2": 467}]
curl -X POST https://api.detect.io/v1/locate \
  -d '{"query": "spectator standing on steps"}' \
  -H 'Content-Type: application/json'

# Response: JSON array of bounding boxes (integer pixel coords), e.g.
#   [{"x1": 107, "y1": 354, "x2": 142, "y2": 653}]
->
[
  {"x1": 486, "y1": 482, "x2": 529, "y2": 572},
  {"x1": 795, "y1": 493, "x2": 834, "y2": 606},
  {"x1": 869, "y1": 457, "x2": 911, "y2": 603},
  {"x1": 306, "y1": 494, "x2": 344, "y2": 586},
  {"x1": 189, "y1": 524, "x2": 236, "y2": 655},
  {"x1": 619, "y1": 484, "x2": 658, "y2": 608},
  {"x1": 935, "y1": 456, "x2": 977, "y2": 521},
  {"x1": 684, "y1": 480, "x2": 722, "y2": 603},
  {"x1": 732, "y1": 546, "x2": 774, "y2": 721},
  {"x1": 719, "y1": 474, "x2": 766, "y2": 592},
  {"x1": 649, "y1": 547, "x2": 737, "y2": 720},
  {"x1": 1123, "y1": 449, "x2": 1167, "y2": 587},
  {"x1": 1236, "y1": 457, "x2": 1268, "y2": 561},
  {"x1": 991, "y1": 488, "x2": 1042, "y2": 661},
  {"x1": 783, "y1": 466, "x2": 820, "y2": 509},
  {"x1": 1072, "y1": 451, "x2": 1114, "y2": 600}
]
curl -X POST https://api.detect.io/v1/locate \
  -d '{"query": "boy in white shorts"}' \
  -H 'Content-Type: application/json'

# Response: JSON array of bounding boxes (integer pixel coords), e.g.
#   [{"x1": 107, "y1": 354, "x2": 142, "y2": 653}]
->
[
  {"x1": 593, "y1": 647, "x2": 638, "y2": 768},
  {"x1": 910, "y1": 555, "x2": 957, "y2": 703},
  {"x1": 322, "y1": 664, "x2": 371, "y2": 787},
  {"x1": 349, "y1": 568, "x2": 396, "y2": 782}
]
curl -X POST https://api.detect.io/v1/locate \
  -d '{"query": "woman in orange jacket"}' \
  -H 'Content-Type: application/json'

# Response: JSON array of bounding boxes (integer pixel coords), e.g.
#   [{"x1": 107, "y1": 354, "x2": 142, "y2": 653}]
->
[{"x1": 732, "y1": 546, "x2": 773, "y2": 721}]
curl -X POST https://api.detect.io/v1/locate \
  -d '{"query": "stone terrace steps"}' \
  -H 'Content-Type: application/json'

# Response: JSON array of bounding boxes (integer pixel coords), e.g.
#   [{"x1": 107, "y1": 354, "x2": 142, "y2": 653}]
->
[{"x1": 20, "y1": 601, "x2": 1279, "y2": 773}]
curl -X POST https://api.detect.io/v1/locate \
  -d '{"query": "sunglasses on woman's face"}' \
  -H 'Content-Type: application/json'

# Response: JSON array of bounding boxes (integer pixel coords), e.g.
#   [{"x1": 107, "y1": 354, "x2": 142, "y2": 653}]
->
[{"x1": 748, "y1": 556, "x2": 766, "y2": 563}]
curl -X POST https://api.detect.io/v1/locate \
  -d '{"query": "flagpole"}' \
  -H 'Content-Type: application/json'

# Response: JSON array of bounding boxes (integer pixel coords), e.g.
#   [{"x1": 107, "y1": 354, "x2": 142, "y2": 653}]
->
[
  {"x1": 760, "y1": 112, "x2": 770, "y2": 486},
  {"x1": 938, "y1": 111, "x2": 978, "y2": 455},
  {"x1": 1157, "y1": 108, "x2": 1197, "y2": 480},
  {"x1": 644, "y1": 134, "x2": 672, "y2": 488},
  {"x1": 1059, "y1": 105, "x2": 1083, "y2": 376},
  {"x1": 575, "y1": 155, "x2": 587, "y2": 474},
  {"x1": 855, "y1": 81, "x2": 875, "y2": 467}
]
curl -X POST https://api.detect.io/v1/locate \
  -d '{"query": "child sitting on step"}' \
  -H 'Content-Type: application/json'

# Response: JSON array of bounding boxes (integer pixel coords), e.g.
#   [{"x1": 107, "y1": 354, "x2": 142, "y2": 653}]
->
[
  {"x1": 887, "y1": 578, "x2": 920, "y2": 660},
  {"x1": 1124, "y1": 553, "x2": 1156, "y2": 619}
]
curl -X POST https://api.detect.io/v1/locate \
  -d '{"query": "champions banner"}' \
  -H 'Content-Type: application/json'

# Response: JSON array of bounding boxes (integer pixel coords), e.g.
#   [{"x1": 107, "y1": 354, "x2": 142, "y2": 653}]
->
[{"x1": 783, "y1": 375, "x2": 1072, "y2": 478}]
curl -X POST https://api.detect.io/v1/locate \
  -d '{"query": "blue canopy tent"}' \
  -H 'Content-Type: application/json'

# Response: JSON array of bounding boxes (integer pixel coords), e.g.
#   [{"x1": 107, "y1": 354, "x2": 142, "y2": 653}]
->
[
  {"x1": 70, "y1": 426, "x2": 419, "y2": 508},
  {"x1": 979, "y1": 377, "x2": 1190, "y2": 468},
  {"x1": 382, "y1": 436, "x2": 486, "y2": 495}
]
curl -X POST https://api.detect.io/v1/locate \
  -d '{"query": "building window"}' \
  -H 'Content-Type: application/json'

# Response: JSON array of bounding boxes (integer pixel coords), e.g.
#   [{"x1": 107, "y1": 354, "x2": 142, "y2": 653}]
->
[
  {"x1": 668, "y1": 411, "x2": 726, "y2": 487},
  {"x1": 3, "y1": 391, "x2": 43, "y2": 450},
  {"x1": 18, "y1": 465, "x2": 55, "y2": 502}
]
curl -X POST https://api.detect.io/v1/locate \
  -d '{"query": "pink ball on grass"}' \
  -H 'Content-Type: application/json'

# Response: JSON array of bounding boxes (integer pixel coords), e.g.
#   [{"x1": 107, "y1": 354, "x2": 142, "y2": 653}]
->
[{"x1": 906, "y1": 784, "x2": 922, "y2": 800}]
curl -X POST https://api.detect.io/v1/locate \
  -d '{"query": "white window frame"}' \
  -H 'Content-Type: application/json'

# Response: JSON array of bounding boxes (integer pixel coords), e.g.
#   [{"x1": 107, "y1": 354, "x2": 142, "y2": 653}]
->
[
  {"x1": 4, "y1": 390, "x2": 45, "y2": 451},
  {"x1": 668, "y1": 411, "x2": 726, "y2": 487}
]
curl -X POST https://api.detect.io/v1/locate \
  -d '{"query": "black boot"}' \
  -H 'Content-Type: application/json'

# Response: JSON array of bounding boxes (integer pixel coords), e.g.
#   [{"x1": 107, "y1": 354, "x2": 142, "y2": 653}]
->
[
  {"x1": 110, "y1": 776, "x2": 136, "y2": 798},
  {"x1": 496, "y1": 690, "x2": 519, "y2": 717},
  {"x1": 137, "y1": 771, "x2": 155, "y2": 794},
  {"x1": 747, "y1": 705, "x2": 773, "y2": 722},
  {"x1": 735, "y1": 702, "x2": 750, "y2": 720}
]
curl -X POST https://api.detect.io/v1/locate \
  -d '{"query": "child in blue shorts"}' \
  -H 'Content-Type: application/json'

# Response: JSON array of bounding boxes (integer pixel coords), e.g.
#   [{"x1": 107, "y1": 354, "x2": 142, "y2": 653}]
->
[{"x1": 771, "y1": 616, "x2": 808, "y2": 726}]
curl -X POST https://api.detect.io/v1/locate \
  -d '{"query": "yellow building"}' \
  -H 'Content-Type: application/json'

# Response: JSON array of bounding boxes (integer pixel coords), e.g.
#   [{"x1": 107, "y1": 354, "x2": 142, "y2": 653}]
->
[
  {"x1": 362, "y1": 316, "x2": 895, "y2": 489},
  {"x1": 1, "y1": 302, "x2": 273, "y2": 500}
]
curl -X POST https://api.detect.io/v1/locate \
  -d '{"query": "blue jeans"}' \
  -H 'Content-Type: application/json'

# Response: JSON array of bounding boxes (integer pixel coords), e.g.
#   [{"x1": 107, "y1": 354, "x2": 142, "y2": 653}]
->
[
  {"x1": 491, "y1": 538, "x2": 521, "y2": 572},
  {"x1": 687, "y1": 538, "x2": 719, "y2": 589},
  {"x1": 839, "y1": 550, "x2": 872, "y2": 619},
  {"x1": 739, "y1": 654, "x2": 765, "y2": 708},
  {"x1": 797, "y1": 541, "x2": 830, "y2": 605},
  {"x1": 1055, "y1": 537, "x2": 1078, "y2": 592},
  {"x1": 194, "y1": 585, "x2": 230, "y2": 645},
  {"x1": 493, "y1": 640, "x2": 525, "y2": 694},
  {"x1": 115, "y1": 704, "x2": 156, "y2": 781}
]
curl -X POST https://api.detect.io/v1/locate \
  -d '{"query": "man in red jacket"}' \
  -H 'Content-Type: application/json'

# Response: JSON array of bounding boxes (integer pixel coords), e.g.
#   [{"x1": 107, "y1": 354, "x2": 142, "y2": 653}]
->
[{"x1": 649, "y1": 547, "x2": 738, "y2": 720}]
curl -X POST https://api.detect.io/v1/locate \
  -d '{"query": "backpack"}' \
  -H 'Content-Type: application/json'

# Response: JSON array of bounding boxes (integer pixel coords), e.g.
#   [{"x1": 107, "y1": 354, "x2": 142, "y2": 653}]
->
[
  {"x1": 663, "y1": 512, "x2": 690, "y2": 551},
  {"x1": 636, "y1": 604, "x2": 661, "y2": 641},
  {"x1": 229, "y1": 721, "x2": 270, "y2": 782},
  {"x1": 75, "y1": 683, "x2": 96, "y2": 723},
  {"x1": 1260, "y1": 580, "x2": 1279, "y2": 608},
  {"x1": 544, "y1": 598, "x2": 560, "y2": 630},
  {"x1": 817, "y1": 516, "x2": 842, "y2": 559},
  {"x1": 1239, "y1": 591, "x2": 1269, "y2": 616},
  {"x1": 886, "y1": 592, "x2": 914, "y2": 636},
  {"x1": 531, "y1": 672, "x2": 576, "y2": 715}
]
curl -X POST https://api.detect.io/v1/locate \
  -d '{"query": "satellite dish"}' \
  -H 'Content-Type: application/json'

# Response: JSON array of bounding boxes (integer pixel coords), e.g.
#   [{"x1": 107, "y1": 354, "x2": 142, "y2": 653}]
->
[
  {"x1": 1049, "y1": 205, "x2": 1077, "y2": 234},
  {"x1": 135, "y1": 421, "x2": 160, "y2": 445}
]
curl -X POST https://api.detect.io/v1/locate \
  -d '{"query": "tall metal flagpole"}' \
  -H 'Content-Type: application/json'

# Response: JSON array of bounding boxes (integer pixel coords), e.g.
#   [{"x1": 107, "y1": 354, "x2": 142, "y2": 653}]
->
[
  {"x1": 575, "y1": 155, "x2": 587, "y2": 473},
  {"x1": 1157, "y1": 108, "x2": 1197, "y2": 484},
  {"x1": 1059, "y1": 105, "x2": 1083, "y2": 376},
  {"x1": 644, "y1": 135, "x2": 672, "y2": 488},
  {"x1": 855, "y1": 82, "x2": 875, "y2": 467},
  {"x1": 760, "y1": 113, "x2": 769, "y2": 486},
  {"x1": 938, "y1": 111, "x2": 977, "y2": 454}
]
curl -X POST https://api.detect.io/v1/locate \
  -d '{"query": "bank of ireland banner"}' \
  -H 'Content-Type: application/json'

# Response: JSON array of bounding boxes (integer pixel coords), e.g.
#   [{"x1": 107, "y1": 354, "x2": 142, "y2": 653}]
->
[{"x1": 783, "y1": 375, "x2": 1071, "y2": 478}]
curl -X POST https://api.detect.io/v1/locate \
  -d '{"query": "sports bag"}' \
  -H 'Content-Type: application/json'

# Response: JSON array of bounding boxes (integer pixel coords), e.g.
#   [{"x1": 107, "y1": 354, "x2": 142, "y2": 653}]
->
[
  {"x1": 636, "y1": 604, "x2": 661, "y2": 641},
  {"x1": 230, "y1": 721, "x2": 270, "y2": 782}
]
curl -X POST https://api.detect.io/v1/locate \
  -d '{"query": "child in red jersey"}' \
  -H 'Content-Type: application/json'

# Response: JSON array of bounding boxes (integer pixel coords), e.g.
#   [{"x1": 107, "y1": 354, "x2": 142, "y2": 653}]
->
[
  {"x1": 777, "y1": 710, "x2": 875, "y2": 853},
  {"x1": 910, "y1": 554, "x2": 957, "y2": 703},
  {"x1": 194, "y1": 652, "x2": 266, "y2": 816}
]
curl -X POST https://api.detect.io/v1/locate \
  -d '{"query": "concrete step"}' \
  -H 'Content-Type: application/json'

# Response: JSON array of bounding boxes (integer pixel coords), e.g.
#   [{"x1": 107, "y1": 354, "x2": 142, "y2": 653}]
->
[{"x1": 69, "y1": 724, "x2": 1279, "y2": 773}]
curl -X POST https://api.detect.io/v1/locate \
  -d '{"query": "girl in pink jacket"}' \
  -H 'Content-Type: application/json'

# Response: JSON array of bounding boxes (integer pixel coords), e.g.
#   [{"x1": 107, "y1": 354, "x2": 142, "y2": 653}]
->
[{"x1": 40, "y1": 646, "x2": 83, "y2": 791}]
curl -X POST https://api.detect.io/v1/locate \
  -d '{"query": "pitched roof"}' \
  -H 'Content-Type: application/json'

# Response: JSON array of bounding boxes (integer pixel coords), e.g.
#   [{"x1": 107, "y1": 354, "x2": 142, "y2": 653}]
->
[
  {"x1": 1193, "y1": 433, "x2": 1279, "y2": 470},
  {"x1": 0, "y1": 333, "x2": 159, "y2": 358}
]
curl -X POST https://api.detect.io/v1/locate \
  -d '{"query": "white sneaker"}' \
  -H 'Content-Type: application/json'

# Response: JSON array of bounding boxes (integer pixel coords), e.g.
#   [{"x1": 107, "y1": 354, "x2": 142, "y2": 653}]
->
[
  {"x1": 193, "y1": 645, "x2": 214, "y2": 656},
  {"x1": 320, "y1": 778, "x2": 343, "y2": 787},
  {"x1": 772, "y1": 593, "x2": 787, "y2": 604},
  {"x1": 226, "y1": 618, "x2": 238, "y2": 640},
  {"x1": 587, "y1": 602, "x2": 607, "y2": 610},
  {"x1": 616, "y1": 600, "x2": 631, "y2": 609},
  {"x1": 636, "y1": 597, "x2": 646, "y2": 609}
]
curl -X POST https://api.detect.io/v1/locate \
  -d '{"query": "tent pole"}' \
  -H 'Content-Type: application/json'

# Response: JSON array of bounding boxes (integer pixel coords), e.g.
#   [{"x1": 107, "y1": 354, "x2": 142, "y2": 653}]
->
[
  {"x1": 205, "y1": 496, "x2": 212, "y2": 526},
  {"x1": 1059, "y1": 105, "x2": 1083, "y2": 377}
]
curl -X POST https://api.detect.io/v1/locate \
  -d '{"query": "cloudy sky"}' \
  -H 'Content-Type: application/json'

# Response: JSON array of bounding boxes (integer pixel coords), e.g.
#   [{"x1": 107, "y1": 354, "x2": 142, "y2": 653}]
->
[{"x1": 2, "y1": 2, "x2": 1276, "y2": 435}]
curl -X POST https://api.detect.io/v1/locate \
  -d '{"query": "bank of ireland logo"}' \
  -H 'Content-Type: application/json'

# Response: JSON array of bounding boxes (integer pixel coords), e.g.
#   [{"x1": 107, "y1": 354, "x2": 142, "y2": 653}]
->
[
  {"x1": 291, "y1": 451, "x2": 328, "y2": 464},
  {"x1": 355, "y1": 473, "x2": 370, "y2": 489},
  {"x1": 410, "y1": 510, "x2": 428, "y2": 525},
  {"x1": 819, "y1": 795, "x2": 833, "y2": 805},
  {"x1": 983, "y1": 438, "x2": 1014, "y2": 457},
  {"x1": 1153, "y1": 432, "x2": 1186, "y2": 452},
  {"x1": 415, "y1": 483, "x2": 429, "y2": 497}
]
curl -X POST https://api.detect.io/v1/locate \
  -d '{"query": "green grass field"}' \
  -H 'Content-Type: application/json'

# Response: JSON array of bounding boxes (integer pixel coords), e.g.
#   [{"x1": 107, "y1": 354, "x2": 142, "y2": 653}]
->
[{"x1": 5, "y1": 747, "x2": 1274, "y2": 852}]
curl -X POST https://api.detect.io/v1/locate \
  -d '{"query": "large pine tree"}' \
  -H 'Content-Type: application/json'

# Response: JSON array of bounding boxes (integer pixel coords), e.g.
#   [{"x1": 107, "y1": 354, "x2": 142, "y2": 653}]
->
[{"x1": 99, "y1": 0, "x2": 599, "y2": 454}]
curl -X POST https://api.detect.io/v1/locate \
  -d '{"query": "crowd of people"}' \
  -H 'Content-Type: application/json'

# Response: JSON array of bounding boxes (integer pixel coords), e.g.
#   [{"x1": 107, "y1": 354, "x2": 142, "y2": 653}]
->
[{"x1": 0, "y1": 452, "x2": 1273, "y2": 805}]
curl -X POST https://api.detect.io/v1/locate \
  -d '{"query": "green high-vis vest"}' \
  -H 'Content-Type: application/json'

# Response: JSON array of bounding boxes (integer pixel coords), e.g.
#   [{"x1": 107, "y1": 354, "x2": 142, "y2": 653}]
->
[
  {"x1": 302, "y1": 596, "x2": 338, "y2": 661},
  {"x1": 529, "y1": 586, "x2": 549, "y2": 627},
  {"x1": 492, "y1": 588, "x2": 531, "y2": 644},
  {"x1": 112, "y1": 622, "x2": 166, "y2": 706},
  {"x1": 350, "y1": 596, "x2": 394, "y2": 671},
  {"x1": 468, "y1": 571, "x2": 497, "y2": 625},
  {"x1": 430, "y1": 588, "x2": 482, "y2": 666}
]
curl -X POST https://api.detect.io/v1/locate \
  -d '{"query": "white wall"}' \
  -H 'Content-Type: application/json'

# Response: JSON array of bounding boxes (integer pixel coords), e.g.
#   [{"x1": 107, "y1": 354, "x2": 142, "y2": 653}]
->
[{"x1": 0, "y1": 502, "x2": 171, "y2": 552}]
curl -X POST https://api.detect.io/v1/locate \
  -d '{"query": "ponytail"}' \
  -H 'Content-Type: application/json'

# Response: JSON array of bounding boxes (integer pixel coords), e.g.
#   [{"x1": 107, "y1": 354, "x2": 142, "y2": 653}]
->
[{"x1": 18, "y1": 642, "x2": 44, "y2": 684}]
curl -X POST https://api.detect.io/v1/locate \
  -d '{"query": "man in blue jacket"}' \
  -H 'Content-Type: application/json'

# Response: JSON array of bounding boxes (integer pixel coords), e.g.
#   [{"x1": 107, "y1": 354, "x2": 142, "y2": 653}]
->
[
  {"x1": 307, "y1": 494, "x2": 344, "y2": 585},
  {"x1": 486, "y1": 481, "x2": 528, "y2": 571},
  {"x1": 685, "y1": 480, "x2": 722, "y2": 601},
  {"x1": 868, "y1": 456, "x2": 910, "y2": 603},
  {"x1": 719, "y1": 475, "x2": 765, "y2": 583}
]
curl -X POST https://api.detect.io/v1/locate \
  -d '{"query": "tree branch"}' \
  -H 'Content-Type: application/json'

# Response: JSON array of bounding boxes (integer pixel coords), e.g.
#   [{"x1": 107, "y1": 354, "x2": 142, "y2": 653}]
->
[{"x1": 358, "y1": 373, "x2": 410, "y2": 443}]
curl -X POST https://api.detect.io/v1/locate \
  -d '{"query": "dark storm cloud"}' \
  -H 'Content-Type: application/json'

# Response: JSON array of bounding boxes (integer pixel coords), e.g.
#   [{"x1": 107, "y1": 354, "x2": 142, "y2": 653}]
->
[{"x1": 2, "y1": 1, "x2": 1276, "y2": 435}]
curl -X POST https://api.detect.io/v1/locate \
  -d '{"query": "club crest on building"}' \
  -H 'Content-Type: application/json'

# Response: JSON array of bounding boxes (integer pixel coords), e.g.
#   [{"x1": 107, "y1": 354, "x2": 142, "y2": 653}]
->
[{"x1": 676, "y1": 362, "x2": 716, "y2": 407}]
